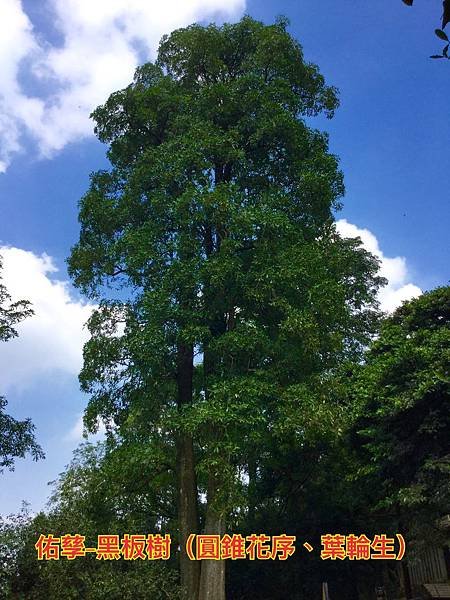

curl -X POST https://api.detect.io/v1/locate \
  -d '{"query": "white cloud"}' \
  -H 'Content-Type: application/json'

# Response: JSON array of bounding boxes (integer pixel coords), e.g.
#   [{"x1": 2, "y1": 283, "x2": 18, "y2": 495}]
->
[
  {"x1": 336, "y1": 219, "x2": 422, "y2": 312},
  {"x1": 0, "y1": 0, "x2": 43, "y2": 171},
  {"x1": 0, "y1": 246, "x2": 95, "y2": 391},
  {"x1": 0, "y1": 0, "x2": 246, "y2": 169},
  {"x1": 64, "y1": 413, "x2": 106, "y2": 443}
]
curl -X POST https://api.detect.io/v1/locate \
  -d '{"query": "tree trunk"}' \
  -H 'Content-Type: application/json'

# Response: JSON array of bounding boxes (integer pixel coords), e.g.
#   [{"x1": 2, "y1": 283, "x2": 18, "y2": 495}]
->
[
  {"x1": 198, "y1": 473, "x2": 226, "y2": 600},
  {"x1": 199, "y1": 203, "x2": 230, "y2": 600},
  {"x1": 177, "y1": 342, "x2": 200, "y2": 600},
  {"x1": 247, "y1": 457, "x2": 257, "y2": 528}
]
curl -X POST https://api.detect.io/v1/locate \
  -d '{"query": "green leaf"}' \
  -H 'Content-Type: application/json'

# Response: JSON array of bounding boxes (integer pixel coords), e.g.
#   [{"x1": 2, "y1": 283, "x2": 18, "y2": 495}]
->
[
  {"x1": 435, "y1": 29, "x2": 449, "y2": 41},
  {"x1": 443, "y1": 0, "x2": 450, "y2": 30}
]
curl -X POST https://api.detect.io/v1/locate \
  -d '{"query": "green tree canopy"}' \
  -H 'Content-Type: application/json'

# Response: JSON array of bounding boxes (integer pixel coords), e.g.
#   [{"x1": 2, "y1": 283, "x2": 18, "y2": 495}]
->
[
  {"x1": 350, "y1": 287, "x2": 450, "y2": 550},
  {"x1": 0, "y1": 443, "x2": 179, "y2": 600},
  {"x1": 68, "y1": 16, "x2": 384, "y2": 599}
]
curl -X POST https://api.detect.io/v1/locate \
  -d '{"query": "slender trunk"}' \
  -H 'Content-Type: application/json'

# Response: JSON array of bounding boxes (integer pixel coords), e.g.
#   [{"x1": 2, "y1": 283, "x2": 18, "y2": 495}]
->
[
  {"x1": 199, "y1": 174, "x2": 231, "y2": 599},
  {"x1": 247, "y1": 457, "x2": 257, "y2": 528},
  {"x1": 177, "y1": 342, "x2": 200, "y2": 600},
  {"x1": 198, "y1": 473, "x2": 226, "y2": 600},
  {"x1": 177, "y1": 434, "x2": 200, "y2": 599},
  {"x1": 199, "y1": 337, "x2": 227, "y2": 600}
]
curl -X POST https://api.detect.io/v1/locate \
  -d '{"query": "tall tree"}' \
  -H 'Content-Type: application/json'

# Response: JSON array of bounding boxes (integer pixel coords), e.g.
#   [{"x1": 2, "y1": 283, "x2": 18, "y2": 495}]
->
[
  {"x1": 0, "y1": 257, "x2": 43, "y2": 472},
  {"x1": 68, "y1": 16, "x2": 382, "y2": 599}
]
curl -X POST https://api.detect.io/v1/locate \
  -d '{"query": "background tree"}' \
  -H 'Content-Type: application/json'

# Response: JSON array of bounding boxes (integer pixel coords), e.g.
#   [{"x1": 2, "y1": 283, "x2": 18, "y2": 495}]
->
[
  {"x1": 0, "y1": 257, "x2": 43, "y2": 472},
  {"x1": 0, "y1": 443, "x2": 180, "y2": 599},
  {"x1": 68, "y1": 16, "x2": 383, "y2": 599},
  {"x1": 226, "y1": 287, "x2": 450, "y2": 599},
  {"x1": 349, "y1": 286, "x2": 450, "y2": 553}
]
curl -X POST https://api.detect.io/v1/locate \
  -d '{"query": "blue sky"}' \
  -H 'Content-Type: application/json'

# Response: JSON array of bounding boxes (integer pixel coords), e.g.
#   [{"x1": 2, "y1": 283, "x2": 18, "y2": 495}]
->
[{"x1": 0, "y1": 0, "x2": 448, "y2": 515}]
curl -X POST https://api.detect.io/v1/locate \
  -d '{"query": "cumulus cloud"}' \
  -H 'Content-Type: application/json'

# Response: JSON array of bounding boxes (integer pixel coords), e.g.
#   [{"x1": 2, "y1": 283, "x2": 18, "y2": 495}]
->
[
  {"x1": 0, "y1": 0, "x2": 246, "y2": 169},
  {"x1": 336, "y1": 219, "x2": 422, "y2": 313},
  {"x1": 0, "y1": 246, "x2": 95, "y2": 391},
  {"x1": 0, "y1": 0, "x2": 42, "y2": 171}
]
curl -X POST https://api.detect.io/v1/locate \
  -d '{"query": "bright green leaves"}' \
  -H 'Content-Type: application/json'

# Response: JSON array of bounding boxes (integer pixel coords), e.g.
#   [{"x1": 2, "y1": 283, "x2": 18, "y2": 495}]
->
[{"x1": 156, "y1": 17, "x2": 339, "y2": 118}]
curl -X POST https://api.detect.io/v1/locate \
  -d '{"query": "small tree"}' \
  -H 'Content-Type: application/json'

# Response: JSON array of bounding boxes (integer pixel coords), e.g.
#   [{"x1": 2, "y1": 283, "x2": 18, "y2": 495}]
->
[{"x1": 0, "y1": 257, "x2": 43, "y2": 472}]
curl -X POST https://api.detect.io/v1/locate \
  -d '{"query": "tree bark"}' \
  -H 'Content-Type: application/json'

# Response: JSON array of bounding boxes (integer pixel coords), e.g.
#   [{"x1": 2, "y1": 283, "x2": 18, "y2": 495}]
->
[
  {"x1": 198, "y1": 473, "x2": 226, "y2": 600},
  {"x1": 199, "y1": 334, "x2": 227, "y2": 600},
  {"x1": 199, "y1": 184, "x2": 230, "y2": 599},
  {"x1": 177, "y1": 342, "x2": 200, "y2": 600},
  {"x1": 247, "y1": 457, "x2": 257, "y2": 528}
]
